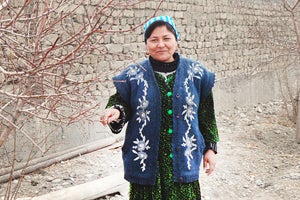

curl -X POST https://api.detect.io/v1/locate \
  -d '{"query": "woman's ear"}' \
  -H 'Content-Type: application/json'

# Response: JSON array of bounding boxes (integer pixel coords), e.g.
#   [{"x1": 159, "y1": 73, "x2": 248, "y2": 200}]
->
[
  {"x1": 176, "y1": 43, "x2": 180, "y2": 52},
  {"x1": 144, "y1": 48, "x2": 149, "y2": 57}
]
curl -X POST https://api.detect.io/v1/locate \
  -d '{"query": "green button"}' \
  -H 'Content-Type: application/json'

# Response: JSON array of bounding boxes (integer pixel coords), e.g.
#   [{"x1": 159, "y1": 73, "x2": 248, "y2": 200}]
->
[
  {"x1": 168, "y1": 129, "x2": 173, "y2": 134},
  {"x1": 167, "y1": 91, "x2": 172, "y2": 97},
  {"x1": 167, "y1": 109, "x2": 173, "y2": 115},
  {"x1": 167, "y1": 77, "x2": 171, "y2": 83},
  {"x1": 169, "y1": 153, "x2": 173, "y2": 158}
]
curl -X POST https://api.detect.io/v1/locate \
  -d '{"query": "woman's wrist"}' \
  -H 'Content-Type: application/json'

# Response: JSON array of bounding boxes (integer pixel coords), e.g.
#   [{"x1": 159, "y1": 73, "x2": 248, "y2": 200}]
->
[
  {"x1": 204, "y1": 142, "x2": 217, "y2": 154},
  {"x1": 108, "y1": 105, "x2": 126, "y2": 134}
]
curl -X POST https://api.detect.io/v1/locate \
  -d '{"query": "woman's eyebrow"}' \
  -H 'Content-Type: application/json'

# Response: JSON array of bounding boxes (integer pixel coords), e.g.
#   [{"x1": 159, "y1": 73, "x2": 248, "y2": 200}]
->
[{"x1": 150, "y1": 34, "x2": 172, "y2": 38}]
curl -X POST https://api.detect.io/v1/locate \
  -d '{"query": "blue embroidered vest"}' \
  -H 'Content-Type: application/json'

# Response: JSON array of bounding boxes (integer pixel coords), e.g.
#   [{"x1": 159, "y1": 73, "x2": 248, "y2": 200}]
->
[{"x1": 113, "y1": 56, "x2": 215, "y2": 185}]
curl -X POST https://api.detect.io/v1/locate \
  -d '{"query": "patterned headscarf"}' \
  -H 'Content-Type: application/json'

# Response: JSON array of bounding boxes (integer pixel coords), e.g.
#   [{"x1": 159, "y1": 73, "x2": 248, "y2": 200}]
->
[{"x1": 143, "y1": 15, "x2": 180, "y2": 41}]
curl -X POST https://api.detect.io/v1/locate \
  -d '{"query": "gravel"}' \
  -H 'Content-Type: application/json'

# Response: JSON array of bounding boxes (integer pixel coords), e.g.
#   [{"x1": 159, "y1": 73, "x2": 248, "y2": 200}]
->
[{"x1": 1, "y1": 100, "x2": 299, "y2": 200}]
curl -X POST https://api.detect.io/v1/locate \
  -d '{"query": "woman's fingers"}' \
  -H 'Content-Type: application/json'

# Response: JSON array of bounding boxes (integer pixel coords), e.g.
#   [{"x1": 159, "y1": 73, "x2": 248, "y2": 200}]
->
[
  {"x1": 203, "y1": 150, "x2": 217, "y2": 176},
  {"x1": 100, "y1": 108, "x2": 120, "y2": 126}
]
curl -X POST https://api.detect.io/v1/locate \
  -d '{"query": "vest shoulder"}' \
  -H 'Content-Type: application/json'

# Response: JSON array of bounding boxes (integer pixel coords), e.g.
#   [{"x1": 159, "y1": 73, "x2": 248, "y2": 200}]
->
[
  {"x1": 179, "y1": 57, "x2": 208, "y2": 71},
  {"x1": 113, "y1": 59, "x2": 151, "y2": 80}
]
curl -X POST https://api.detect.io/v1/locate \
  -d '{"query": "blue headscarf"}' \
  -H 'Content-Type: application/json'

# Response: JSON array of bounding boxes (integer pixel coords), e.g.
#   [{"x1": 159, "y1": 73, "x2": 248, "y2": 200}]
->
[{"x1": 143, "y1": 16, "x2": 180, "y2": 41}]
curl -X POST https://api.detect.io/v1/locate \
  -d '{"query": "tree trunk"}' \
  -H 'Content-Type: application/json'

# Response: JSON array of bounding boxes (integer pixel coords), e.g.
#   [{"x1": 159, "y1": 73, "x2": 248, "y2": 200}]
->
[{"x1": 296, "y1": 96, "x2": 300, "y2": 144}]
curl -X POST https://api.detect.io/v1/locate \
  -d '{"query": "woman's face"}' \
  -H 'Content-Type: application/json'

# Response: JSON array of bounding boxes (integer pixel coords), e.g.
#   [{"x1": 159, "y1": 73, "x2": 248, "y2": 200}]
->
[{"x1": 146, "y1": 25, "x2": 178, "y2": 63}]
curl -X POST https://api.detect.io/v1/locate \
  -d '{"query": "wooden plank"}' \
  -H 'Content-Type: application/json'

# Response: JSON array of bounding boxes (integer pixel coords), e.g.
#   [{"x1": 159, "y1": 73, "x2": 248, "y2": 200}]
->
[{"x1": 17, "y1": 172, "x2": 128, "y2": 200}]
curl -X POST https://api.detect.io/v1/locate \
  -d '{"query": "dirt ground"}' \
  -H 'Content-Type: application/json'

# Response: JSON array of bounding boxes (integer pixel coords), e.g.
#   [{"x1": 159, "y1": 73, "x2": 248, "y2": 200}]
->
[{"x1": 1, "y1": 100, "x2": 300, "y2": 200}]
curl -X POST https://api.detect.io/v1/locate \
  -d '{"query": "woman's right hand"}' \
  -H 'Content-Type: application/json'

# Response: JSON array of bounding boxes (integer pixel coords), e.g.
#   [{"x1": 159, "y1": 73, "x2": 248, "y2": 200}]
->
[{"x1": 100, "y1": 108, "x2": 120, "y2": 126}]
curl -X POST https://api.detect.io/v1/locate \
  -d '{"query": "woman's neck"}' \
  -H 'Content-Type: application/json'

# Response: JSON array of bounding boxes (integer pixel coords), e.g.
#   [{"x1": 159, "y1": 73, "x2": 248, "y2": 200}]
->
[{"x1": 150, "y1": 53, "x2": 179, "y2": 73}]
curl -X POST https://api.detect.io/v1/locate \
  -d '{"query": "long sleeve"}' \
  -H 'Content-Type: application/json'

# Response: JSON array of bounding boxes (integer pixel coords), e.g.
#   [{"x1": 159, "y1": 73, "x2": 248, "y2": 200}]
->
[
  {"x1": 105, "y1": 92, "x2": 131, "y2": 134},
  {"x1": 198, "y1": 92, "x2": 219, "y2": 153}
]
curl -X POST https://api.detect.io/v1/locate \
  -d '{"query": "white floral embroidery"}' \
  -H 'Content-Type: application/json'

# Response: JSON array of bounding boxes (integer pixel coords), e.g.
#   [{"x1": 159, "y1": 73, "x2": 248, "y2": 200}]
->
[
  {"x1": 136, "y1": 109, "x2": 150, "y2": 123},
  {"x1": 182, "y1": 93, "x2": 197, "y2": 121},
  {"x1": 137, "y1": 96, "x2": 149, "y2": 109},
  {"x1": 187, "y1": 62, "x2": 204, "y2": 80},
  {"x1": 181, "y1": 62, "x2": 204, "y2": 170},
  {"x1": 182, "y1": 134, "x2": 197, "y2": 170},
  {"x1": 132, "y1": 135, "x2": 150, "y2": 172},
  {"x1": 127, "y1": 66, "x2": 139, "y2": 77},
  {"x1": 126, "y1": 65, "x2": 151, "y2": 172}
]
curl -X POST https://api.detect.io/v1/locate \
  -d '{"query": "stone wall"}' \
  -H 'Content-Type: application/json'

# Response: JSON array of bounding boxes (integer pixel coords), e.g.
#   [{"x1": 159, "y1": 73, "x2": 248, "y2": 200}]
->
[
  {"x1": 92, "y1": 0, "x2": 288, "y2": 77},
  {"x1": 91, "y1": 0, "x2": 297, "y2": 110}
]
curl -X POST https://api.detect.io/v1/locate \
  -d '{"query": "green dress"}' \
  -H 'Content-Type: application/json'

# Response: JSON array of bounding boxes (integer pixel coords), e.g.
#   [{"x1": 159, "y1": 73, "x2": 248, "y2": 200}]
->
[{"x1": 106, "y1": 63, "x2": 219, "y2": 200}]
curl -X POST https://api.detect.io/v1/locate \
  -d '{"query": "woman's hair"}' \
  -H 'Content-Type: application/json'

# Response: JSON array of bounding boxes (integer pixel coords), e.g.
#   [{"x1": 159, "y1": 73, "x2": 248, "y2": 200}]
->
[{"x1": 144, "y1": 21, "x2": 177, "y2": 43}]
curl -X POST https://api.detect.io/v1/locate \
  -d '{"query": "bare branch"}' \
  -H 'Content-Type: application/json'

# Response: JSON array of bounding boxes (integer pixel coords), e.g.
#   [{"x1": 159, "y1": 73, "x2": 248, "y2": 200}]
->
[
  {"x1": 0, "y1": 0, "x2": 10, "y2": 11},
  {"x1": 0, "y1": 111, "x2": 44, "y2": 152}
]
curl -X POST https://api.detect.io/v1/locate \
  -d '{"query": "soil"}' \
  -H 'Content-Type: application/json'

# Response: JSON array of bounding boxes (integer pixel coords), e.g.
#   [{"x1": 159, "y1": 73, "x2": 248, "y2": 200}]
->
[{"x1": 1, "y1": 100, "x2": 300, "y2": 200}]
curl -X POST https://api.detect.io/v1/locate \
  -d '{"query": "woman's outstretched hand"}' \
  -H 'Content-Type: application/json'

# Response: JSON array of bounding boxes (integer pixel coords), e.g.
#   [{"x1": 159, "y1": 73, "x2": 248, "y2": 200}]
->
[{"x1": 100, "y1": 108, "x2": 120, "y2": 126}]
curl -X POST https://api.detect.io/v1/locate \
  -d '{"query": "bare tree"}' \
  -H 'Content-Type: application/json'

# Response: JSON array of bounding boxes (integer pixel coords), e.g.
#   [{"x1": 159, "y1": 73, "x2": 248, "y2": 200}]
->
[
  {"x1": 276, "y1": 0, "x2": 300, "y2": 143},
  {"x1": 249, "y1": 0, "x2": 300, "y2": 143},
  {"x1": 0, "y1": 0, "x2": 163, "y2": 199}
]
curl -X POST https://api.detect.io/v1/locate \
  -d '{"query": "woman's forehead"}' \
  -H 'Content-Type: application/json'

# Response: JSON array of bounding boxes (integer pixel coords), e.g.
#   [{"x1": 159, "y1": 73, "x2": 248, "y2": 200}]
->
[{"x1": 150, "y1": 26, "x2": 175, "y2": 37}]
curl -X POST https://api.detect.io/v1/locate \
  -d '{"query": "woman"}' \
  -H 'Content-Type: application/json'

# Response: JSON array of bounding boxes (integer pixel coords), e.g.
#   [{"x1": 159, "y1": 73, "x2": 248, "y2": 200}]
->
[{"x1": 100, "y1": 16, "x2": 219, "y2": 200}]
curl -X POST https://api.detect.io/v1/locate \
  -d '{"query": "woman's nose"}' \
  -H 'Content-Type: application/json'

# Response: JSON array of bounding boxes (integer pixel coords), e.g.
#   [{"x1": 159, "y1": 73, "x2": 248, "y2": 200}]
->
[{"x1": 157, "y1": 40, "x2": 165, "y2": 47}]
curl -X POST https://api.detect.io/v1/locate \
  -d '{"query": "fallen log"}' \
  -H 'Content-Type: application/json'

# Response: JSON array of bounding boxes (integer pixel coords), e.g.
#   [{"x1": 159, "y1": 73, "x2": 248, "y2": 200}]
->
[
  {"x1": 16, "y1": 172, "x2": 128, "y2": 200},
  {"x1": 0, "y1": 135, "x2": 124, "y2": 184}
]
